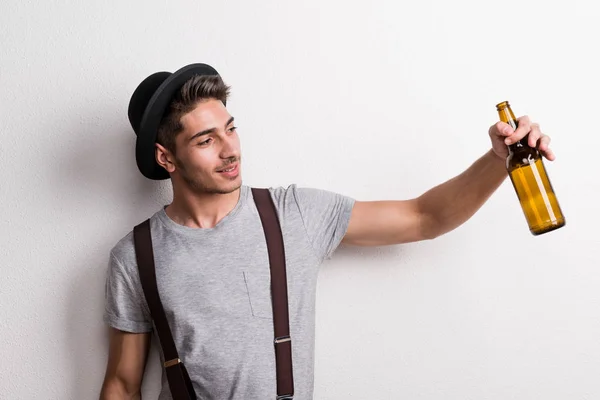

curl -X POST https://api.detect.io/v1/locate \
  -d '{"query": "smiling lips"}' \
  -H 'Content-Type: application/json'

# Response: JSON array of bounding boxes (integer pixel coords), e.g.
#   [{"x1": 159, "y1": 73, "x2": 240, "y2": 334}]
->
[{"x1": 217, "y1": 163, "x2": 239, "y2": 176}]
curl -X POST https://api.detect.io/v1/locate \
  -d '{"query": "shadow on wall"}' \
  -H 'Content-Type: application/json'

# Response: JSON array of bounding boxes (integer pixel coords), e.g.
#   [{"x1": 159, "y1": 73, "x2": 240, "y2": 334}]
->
[
  {"x1": 62, "y1": 125, "x2": 160, "y2": 213},
  {"x1": 58, "y1": 101, "x2": 165, "y2": 398},
  {"x1": 67, "y1": 262, "x2": 111, "y2": 399},
  {"x1": 66, "y1": 249, "x2": 163, "y2": 399}
]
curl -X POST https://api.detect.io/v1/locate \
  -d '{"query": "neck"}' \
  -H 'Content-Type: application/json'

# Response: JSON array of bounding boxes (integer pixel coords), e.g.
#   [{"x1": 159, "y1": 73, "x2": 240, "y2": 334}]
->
[{"x1": 165, "y1": 185, "x2": 242, "y2": 229}]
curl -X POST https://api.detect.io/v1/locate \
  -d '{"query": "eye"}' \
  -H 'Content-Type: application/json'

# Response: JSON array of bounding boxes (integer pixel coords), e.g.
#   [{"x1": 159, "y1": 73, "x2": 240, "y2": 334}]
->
[
  {"x1": 228, "y1": 126, "x2": 238, "y2": 133},
  {"x1": 199, "y1": 138, "x2": 212, "y2": 146}
]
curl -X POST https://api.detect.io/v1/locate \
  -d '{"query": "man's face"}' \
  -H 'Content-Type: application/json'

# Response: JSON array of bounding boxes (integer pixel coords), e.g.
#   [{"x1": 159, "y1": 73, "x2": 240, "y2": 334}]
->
[{"x1": 167, "y1": 99, "x2": 242, "y2": 195}]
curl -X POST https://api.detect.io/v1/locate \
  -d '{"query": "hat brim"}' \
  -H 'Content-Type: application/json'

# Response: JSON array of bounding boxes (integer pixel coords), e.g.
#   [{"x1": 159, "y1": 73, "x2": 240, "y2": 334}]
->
[{"x1": 136, "y1": 63, "x2": 220, "y2": 180}]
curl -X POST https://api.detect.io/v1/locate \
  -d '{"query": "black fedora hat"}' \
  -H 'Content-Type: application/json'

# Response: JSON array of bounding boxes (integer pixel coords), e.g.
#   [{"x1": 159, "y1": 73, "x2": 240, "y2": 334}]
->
[{"x1": 128, "y1": 63, "x2": 223, "y2": 180}]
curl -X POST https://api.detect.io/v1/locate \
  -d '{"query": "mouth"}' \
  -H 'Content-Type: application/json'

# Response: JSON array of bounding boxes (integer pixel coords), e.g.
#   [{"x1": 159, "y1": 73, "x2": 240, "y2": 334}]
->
[{"x1": 217, "y1": 162, "x2": 239, "y2": 176}]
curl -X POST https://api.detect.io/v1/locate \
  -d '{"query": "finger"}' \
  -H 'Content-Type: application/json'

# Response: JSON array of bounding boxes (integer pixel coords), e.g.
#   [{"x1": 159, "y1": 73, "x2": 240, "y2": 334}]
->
[
  {"x1": 541, "y1": 146, "x2": 556, "y2": 161},
  {"x1": 537, "y1": 134, "x2": 551, "y2": 151},
  {"x1": 528, "y1": 123, "x2": 542, "y2": 147},
  {"x1": 508, "y1": 115, "x2": 531, "y2": 143},
  {"x1": 492, "y1": 121, "x2": 514, "y2": 137},
  {"x1": 538, "y1": 135, "x2": 555, "y2": 161}
]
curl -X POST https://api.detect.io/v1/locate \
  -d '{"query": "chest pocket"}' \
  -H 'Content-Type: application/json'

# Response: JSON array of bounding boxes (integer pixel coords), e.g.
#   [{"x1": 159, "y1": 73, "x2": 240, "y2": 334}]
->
[
  {"x1": 242, "y1": 238, "x2": 275, "y2": 320},
  {"x1": 243, "y1": 269, "x2": 273, "y2": 320}
]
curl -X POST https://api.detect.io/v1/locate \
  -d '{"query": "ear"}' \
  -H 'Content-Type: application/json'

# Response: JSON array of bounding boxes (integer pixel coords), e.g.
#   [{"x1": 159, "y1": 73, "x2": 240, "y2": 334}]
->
[{"x1": 155, "y1": 143, "x2": 176, "y2": 174}]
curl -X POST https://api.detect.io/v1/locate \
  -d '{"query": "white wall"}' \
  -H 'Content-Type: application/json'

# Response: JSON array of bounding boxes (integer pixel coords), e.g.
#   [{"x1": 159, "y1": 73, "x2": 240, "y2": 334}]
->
[{"x1": 1, "y1": 0, "x2": 598, "y2": 398}]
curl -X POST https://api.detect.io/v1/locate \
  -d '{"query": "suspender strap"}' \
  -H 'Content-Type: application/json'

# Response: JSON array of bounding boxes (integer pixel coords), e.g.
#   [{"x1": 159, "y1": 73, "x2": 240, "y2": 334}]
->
[
  {"x1": 252, "y1": 188, "x2": 295, "y2": 399},
  {"x1": 133, "y1": 219, "x2": 196, "y2": 400}
]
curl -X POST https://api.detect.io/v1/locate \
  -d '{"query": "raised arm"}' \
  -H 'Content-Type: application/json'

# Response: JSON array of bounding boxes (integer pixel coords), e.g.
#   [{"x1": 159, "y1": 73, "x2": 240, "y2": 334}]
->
[
  {"x1": 99, "y1": 328, "x2": 151, "y2": 400},
  {"x1": 342, "y1": 116, "x2": 553, "y2": 246}
]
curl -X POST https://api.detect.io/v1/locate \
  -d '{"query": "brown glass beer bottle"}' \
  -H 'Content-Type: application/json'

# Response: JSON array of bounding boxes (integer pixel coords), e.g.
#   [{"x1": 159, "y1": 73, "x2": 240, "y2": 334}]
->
[{"x1": 496, "y1": 101, "x2": 566, "y2": 235}]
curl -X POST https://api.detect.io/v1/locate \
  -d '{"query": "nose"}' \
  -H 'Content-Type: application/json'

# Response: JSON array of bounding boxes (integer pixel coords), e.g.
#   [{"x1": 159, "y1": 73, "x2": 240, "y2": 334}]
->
[{"x1": 219, "y1": 133, "x2": 239, "y2": 160}]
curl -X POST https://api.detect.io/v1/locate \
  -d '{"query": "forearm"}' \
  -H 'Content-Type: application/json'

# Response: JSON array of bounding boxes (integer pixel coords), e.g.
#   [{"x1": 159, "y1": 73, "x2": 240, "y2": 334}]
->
[{"x1": 417, "y1": 149, "x2": 507, "y2": 239}]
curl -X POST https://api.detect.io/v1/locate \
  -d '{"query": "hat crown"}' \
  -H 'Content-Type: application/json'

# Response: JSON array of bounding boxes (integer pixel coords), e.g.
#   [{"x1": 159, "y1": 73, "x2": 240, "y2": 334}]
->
[{"x1": 128, "y1": 71, "x2": 171, "y2": 136}]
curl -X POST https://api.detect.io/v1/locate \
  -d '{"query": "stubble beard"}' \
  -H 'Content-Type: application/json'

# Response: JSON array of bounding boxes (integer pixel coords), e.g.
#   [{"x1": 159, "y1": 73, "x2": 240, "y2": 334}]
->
[{"x1": 176, "y1": 157, "x2": 241, "y2": 195}]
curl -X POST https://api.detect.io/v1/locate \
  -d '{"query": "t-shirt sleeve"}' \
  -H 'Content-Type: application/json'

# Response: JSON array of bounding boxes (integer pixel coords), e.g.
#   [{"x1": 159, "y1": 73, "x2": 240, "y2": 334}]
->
[
  {"x1": 103, "y1": 251, "x2": 153, "y2": 333},
  {"x1": 292, "y1": 186, "x2": 355, "y2": 262}
]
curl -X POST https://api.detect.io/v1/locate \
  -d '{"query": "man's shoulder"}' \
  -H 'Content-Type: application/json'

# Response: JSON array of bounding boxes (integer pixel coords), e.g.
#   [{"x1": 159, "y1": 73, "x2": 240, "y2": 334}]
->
[
  {"x1": 109, "y1": 228, "x2": 136, "y2": 266},
  {"x1": 259, "y1": 184, "x2": 354, "y2": 223},
  {"x1": 264, "y1": 183, "x2": 325, "y2": 199},
  {"x1": 265, "y1": 183, "x2": 352, "y2": 206},
  {"x1": 266, "y1": 183, "x2": 299, "y2": 198},
  {"x1": 110, "y1": 206, "x2": 166, "y2": 254},
  {"x1": 108, "y1": 212, "x2": 161, "y2": 267},
  {"x1": 264, "y1": 183, "x2": 311, "y2": 209}
]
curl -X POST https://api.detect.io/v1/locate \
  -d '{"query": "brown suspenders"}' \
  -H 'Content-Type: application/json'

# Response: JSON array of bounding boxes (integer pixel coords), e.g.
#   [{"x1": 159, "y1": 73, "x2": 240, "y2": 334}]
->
[
  {"x1": 252, "y1": 188, "x2": 294, "y2": 399},
  {"x1": 132, "y1": 188, "x2": 294, "y2": 400},
  {"x1": 133, "y1": 220, "x2": 197, "y2": 399}
]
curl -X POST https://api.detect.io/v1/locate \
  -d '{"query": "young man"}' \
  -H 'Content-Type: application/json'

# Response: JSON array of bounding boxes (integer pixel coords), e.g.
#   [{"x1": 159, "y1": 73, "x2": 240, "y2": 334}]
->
[{"x1": 100, "y1": 63, "x2": 554, "y2": 400}]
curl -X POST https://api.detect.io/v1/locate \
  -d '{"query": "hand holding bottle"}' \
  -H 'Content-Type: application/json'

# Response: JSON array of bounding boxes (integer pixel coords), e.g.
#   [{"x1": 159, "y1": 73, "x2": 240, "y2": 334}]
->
[{"x1": 488, "y1": 114, "x2": 555, "y2": 162}]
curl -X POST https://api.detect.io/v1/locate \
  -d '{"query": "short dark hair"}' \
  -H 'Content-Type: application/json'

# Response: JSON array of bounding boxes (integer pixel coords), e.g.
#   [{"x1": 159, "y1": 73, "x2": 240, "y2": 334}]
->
[{"x1": 156, "y1": 74, "x2": 231, "y2": 154}]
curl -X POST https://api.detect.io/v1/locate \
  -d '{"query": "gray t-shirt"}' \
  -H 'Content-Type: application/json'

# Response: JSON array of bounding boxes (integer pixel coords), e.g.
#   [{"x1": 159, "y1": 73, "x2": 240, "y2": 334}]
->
[{"x1": 103, "y1": 184, "x2": 355, "y2": 400}]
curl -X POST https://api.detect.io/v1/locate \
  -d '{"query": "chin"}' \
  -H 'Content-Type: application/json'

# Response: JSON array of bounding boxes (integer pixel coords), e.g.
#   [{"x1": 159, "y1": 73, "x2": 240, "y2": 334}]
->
[{"x1": 215, "y1": 177, "x2": 242, "y2": 194}]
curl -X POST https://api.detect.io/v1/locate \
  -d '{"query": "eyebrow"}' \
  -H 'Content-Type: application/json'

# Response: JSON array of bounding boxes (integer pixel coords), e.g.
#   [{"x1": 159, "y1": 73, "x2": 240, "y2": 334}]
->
[{"x1": 188, "y1": 116, "x2": 235, "y2": 142}]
